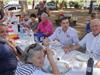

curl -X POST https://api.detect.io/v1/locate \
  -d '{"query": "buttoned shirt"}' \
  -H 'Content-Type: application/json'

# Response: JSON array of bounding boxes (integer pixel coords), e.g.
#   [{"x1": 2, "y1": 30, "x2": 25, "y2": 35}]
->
[
  {"x1": 79, "y1": 32, "x2": 100, "y2": 60},
  {"x1": 48, "y1": 27, "x2": 79, "y2": 46}
]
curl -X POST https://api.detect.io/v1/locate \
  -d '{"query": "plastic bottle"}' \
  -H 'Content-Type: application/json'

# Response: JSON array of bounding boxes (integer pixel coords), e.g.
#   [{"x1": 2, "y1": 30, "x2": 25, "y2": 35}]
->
[
  {"x1": 29, "y1": 30, "x2": 35, "y2": 44},
  {"x1": 86, "y1": 57, "x2": 94, "y2": 75}
]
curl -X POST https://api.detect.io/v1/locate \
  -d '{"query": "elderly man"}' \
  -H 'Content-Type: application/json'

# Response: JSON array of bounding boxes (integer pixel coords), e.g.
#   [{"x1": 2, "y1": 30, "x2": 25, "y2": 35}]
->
[
  {"x1": 66, "y1": 19, "x2": 100, "y2": 68},
  {"x1": 0, "y1": 24, "x2": 17, "y2": 75},
  {"x1": 48, "y1": 17, "x2": 79, "y2": 51}
]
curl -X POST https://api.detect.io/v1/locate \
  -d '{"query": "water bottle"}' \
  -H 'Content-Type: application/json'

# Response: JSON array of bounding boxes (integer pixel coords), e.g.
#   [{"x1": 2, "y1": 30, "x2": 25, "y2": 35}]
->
[
  {"x1": 86, "y1": 57, "x2": 94, "y2": 75},
  {"x1": 29, "y1": 30, "x2": 35, "y2": 44}
]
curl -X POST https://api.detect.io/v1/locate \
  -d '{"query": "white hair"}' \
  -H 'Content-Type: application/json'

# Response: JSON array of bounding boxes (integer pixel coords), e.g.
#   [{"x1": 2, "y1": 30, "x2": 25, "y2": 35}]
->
[
  {"x1": 21, "y1": 43, "x2": 43, "y2": 63},
  {"x1": 41, "y1": 12, "x2": 48, "y2": 18},
  {"x1": 91, "y1": 19, "x2": 100, "y2": 26}
]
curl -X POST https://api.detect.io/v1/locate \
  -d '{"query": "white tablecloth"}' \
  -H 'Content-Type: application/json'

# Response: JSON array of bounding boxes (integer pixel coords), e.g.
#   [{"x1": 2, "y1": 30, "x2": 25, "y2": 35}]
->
[
  {"x1": 43, "y1": 51, "x2": 100, "y2": 75},
  {"x1": 16, "y1": 40, "x2": 100, "y2": 75}
]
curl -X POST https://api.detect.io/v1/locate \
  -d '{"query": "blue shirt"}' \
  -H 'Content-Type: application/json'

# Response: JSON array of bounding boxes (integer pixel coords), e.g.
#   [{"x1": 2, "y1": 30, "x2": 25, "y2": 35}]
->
[
  {"x1": 49, "y1": 27, "x2": 79, "y2": 46},
  {"x1": 79, "y1": 33, "x2": 100, "y2": 60},
  {"x1": 0, "y1": 41, "x2": 17, "y2": 75}
]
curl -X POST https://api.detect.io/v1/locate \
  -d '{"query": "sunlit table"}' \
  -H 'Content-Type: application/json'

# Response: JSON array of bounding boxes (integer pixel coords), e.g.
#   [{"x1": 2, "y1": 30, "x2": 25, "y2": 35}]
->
[
  {"x1": 43, "y1": 50, "x2": 100, "y2": 75},
  {"x1": 43, "y1": 41, "x2": 100, "y2": 75},
  {"x1": 15, "y1": 40, "x2": 100, "y2": 75}
]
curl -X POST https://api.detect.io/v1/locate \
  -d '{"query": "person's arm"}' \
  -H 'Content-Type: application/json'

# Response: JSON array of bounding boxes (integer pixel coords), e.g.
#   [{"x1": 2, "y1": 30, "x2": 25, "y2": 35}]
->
[
  {"x1": 48, "y1": 28, "x2": 59, "y2": 41},
  {"x1": 63, "y1": 44, "x2": 80, "y2": 53},
  {"x1": 72, "y1": 30, "x2": 79, "y2": 45},
  {"x1": 46, "y1": 47, "x2": 61, "y2": 75},
  {"x1": 64, "y1": 33, "x2": 89, "y2": 53},
  {"x1": 0, "y1": 44, "x2": 17, "y2": 72},
  {"x1": 35, "y1": 22, "x2": 41, "y2": 33},
  {"x1": 95, "y1": 61, "x2": 100, "y2": 68},
  {"x1": 46, "y1": 22, "x2": 53, "y2": 36}
]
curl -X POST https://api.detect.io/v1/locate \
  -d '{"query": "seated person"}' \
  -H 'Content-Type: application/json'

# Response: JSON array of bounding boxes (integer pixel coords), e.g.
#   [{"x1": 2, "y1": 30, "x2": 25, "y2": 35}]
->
[
  {"x1": 36, "y1": 13, "x2": 53, "y2": 37},
  {"x1": 48, "y1": 17, "x2": 79, "y2": 52},
  {"x1": 65, "y1": 19, "x2": 100, "y2": 68},
  {"x1": 0, "y1": 24, "x2": 17, "y2": 75},
  {"x1": 15, "y1": 43, "x2": 60, "y2": 75},
  {"x1": 29, "y1": 13, "x2": 38, "y2": 31},
  {"x1": 85, "y1": 13, "x2": 97, "y2": 33}
]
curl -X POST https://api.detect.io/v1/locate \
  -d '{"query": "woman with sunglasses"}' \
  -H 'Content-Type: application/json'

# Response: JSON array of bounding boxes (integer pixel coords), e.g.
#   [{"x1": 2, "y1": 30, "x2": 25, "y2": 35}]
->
[{"x1": 15, "y1": 43, "x2": 60, "y2": 75}]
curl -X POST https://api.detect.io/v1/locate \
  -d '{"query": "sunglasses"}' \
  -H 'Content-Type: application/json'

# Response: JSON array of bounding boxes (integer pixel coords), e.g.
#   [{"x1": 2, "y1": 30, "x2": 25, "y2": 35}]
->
[{"x1": 27, "y1": 43, "x2": 37, "y2": 53}]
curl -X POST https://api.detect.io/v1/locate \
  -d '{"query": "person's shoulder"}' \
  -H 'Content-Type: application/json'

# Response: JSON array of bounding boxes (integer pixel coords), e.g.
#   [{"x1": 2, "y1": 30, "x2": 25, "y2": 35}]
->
[
  {"x1": 68, "y1": 27, "x2": 78, "y2": 33},
  {"x1": 16, "y1": 63, "x2": 36, "y2": 75},
  {"x1": 38, "y1": 21, "x2": 42, "y2": 25},
  {"x1": 82, "y1": 32, "x2": 93, "y2": 39},
  {"x1": 48, "y1": 20, "x2": 53, "y2": 25},
  {"x1": 85, "y1": 32, "x2": 93, "y2": 37},
  {"x1": 0, "y1": 41, "x2": 7, "y2": 50},
  {"x1": 55, "y1": 27, "x2": 62, "y2": 31}
]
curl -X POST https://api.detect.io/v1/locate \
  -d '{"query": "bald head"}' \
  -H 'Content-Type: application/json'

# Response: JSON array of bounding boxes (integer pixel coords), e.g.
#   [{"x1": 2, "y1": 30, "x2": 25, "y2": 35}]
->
[
  {"x1": 90, "y1": 19, "x2": 100, "y2": 36},
  {"x1": 91, "y1": 19, "x2": 100, "y2": 26}
]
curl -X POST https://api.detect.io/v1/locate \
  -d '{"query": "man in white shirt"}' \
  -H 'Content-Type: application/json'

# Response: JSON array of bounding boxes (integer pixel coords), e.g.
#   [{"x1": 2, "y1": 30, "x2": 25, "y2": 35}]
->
[
  {"x1": 48, "y1": 17, "x2": 79, "y2": 52},
  {"x1": 66, "y1": 19, "x2": 100, "y2": 67}
]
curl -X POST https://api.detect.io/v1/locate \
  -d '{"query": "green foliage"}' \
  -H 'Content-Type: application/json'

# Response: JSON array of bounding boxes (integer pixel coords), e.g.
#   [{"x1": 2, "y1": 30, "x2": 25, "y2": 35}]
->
[
  {"x1": 69, "y1": 1, "x2": 81, "y2": 9},
  {"x1": 27, "y1": 0, "x2": 32, "y2": 4}
]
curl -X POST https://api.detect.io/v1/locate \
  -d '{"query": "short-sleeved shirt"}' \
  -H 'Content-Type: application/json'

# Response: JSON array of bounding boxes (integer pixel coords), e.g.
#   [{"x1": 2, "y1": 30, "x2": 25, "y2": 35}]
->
[
  {"x1": 15, "y1": 62, "x2": 41, "y2": 75},
  {"x1": 49, "y1": 27, "x2": 79, "y2": 46},
  {"x1": 79, "y1": 32, "x2": 100, "y2": 60}
]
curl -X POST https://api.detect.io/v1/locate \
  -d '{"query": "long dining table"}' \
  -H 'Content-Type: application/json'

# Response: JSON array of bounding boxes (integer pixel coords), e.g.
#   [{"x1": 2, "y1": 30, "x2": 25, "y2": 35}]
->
[{"x1": 15, "y1": 39, "x2": 100, "y2": 75}]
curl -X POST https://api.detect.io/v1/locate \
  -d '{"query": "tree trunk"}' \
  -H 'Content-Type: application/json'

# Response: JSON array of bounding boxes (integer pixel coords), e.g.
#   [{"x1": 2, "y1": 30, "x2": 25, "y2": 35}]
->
[
  {"x1": 19, "y1": 0, "x2": 28, "y2": 13},
  {"x1": 0, "y1": 0, "x2": 4, "y2": 10},
  {"x1": 32, "y1": 0, "x2": 34, "y2": 9},
  {"x1": 89, "y1": 0, "x2": 93, "y2": 14}
]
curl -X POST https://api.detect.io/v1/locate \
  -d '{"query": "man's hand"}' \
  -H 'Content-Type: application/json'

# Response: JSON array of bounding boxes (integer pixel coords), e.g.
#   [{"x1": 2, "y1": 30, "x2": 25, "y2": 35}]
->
[
  {"x1": 63, "y1": 45, "x2": 71, "y2": 53},
  {"x1": 96, "y1": 61, "x2": 100, "y2": 68}
]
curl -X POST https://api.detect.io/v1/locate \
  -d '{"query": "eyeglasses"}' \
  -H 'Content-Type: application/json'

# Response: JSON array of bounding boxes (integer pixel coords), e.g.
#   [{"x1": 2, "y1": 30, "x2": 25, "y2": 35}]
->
[{"x1": 27, "y1": 43, "x2": 37, "y2": 53}]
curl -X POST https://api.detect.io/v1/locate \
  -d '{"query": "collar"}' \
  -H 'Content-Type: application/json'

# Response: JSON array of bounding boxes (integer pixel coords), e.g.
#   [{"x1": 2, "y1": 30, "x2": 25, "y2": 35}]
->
[
  {"x1": 92, "y1": 32, "x2": 100, "y2": 38},
  {"x1": 61, "y1": 27, "x2": 70, "y2": 33},
  {"x1": 0, "y1": 37, "x2": 6, "y2": 44}
]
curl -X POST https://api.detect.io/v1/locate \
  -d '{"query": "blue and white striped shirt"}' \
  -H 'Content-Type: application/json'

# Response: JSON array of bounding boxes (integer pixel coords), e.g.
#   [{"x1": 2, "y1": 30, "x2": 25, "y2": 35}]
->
[{"x1": 15, "y1": 61, "x2": 40, "y2": 75}]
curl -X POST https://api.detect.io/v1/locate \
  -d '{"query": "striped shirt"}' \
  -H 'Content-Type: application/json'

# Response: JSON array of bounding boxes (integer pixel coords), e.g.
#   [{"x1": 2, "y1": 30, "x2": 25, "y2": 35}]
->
[{"x1": 15, "y1": 61, "x2": 40, "y2": 75}]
